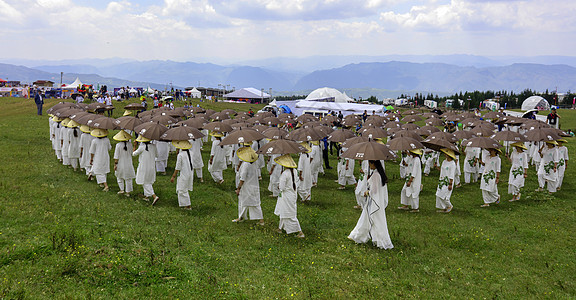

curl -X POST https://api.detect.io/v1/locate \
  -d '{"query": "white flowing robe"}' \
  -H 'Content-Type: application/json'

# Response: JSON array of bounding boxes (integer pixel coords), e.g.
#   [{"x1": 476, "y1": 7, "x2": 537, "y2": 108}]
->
[
  {"x1": 67, "y1": 128, "x2": 81, "y2": 159},
  {"x1": 89, "y1": 137, "x2": 111, "y2": 175},
  {"x1": 481, "y1": 155, "x2": 501, "y2": 203},
  {"x1": 463, "y1": 147, "x2": 480, "y2": 173},
  {"x1": 61, "y1": 127, "x2": 71, "y2": 163},
  {"x1": 348, "y1": 170, "x2": 394, "y2": 250},
  {"x1": 538, "y1": 147, "x2": 559, "y2": 181},
  {"x1": 268, "y1": 154, "x2": 281, "y2": 196},
  {"x1": 114, "y1": 141, "x2": 136, "y2": 180},
  {"x1": 297, "y1": 153, "x2": 313, "y2": 199},
  {"x1": 175, "y1": 150, "x2": 194, "y2": 192},
  {"x1": 238, "y1": 162, "x2": 260, "y2": 207},
  {"x1": 557, "y1": 145, "x2": 569, "y2": 189},
  {"x1": 310, "y1": 144, "x2": 322, "y2": 183},
  {"x1": 508, "y1": 150, "x2": 528, "y2": 194},
  {"x1": 190, "y1": 139, "x2": 204, "y2": 169},
  {"x1": 133, "y1": 143, "x2": 157, "y2": 185},
  {"x1": 52, "y1": 122, "x2": 62, "y2": 151},
  {"x1": 80, "y1": 133, "x2": 95, "y2": 169},
  {"x1": 208, "y1": 139, "x2": 227, "y2": 172},
  {"x1": 275, "y1": 168, "x2": 298, "y2": 219},
  {"x1": 402, "y1": 156, "x2": 422, "y2": 198},
  {"x1": 355, "y1": 160, "x2": 370, "y2": 208},
  {"x1": 435, "y1": 159, "x2": 456, "y2": 200}
]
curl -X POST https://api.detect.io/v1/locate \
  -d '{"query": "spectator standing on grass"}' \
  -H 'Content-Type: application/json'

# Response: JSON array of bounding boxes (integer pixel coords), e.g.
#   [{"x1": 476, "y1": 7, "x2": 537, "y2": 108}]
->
[
  {"x1": 133, "y1": 135, "x2": 160, "y2": 205},
  {"x1": 34, "y1": 90, "x2": 43, "y2": 115},
  {"x1": 274, "y1": 154, "x2": 305, "y2": 238},
  {"x1": 547, "y1": 108, "x2": 560, "y2": 129}
]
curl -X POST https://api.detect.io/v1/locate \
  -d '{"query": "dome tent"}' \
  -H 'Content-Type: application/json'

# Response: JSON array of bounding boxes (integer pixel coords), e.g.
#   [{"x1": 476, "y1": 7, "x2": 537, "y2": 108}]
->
[
  {"x1": 521, "y1": 96, "x2": 550, "y2": 111},
  {"x1": 305, "y1": 87, "x2": 353, "y2": 103}
]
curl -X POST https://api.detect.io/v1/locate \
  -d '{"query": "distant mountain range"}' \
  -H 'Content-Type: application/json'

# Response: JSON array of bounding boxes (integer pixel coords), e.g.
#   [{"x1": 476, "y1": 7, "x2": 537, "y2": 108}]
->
[{"x1": 1, "y1": 55, "x2": 575, "y2": 98}]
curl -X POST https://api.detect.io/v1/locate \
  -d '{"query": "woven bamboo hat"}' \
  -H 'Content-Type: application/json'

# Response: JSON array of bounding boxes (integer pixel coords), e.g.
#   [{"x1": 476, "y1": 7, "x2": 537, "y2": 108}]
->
[
  {"x1": 79, "y1": 125, "x2": 92, "y2": 133},
  {"x1": 172, "y1": 140, "x2": 192, "y2": 150},
  {"x1": 440, "y1": 148, "x2": 456, "y2": 160},
  {"x1": 237, "y1": 146, "x2": 258, "y2": 163},
  {"x1": 299, "y1": 142, "x2": 312, "y2": 153},
  {"x1": 135, "y1": 134, "x2": 151, "y2": 142},
  {"x1": 274, "y1": 154, "x2": 297, "y2": 168},
  {"x1": 90, "y1": 128, "x2": 109, "y2": 138},
  {"x1": 113, "y1": 130, "x2": 132, "y2": 142},
  {"x1": 511, "y1": 142, "x2": 527, "y2": 150}
]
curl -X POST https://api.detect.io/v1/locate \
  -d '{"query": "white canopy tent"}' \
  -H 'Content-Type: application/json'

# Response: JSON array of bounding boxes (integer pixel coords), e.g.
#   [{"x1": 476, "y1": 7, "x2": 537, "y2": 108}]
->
[
  {"x1": 521, "y1": 96, "x2": 550, "y2": 111},
  {"x1": 63, "y1": 77, "x2": 83, "y2": 89},
  {"x1": 186, "y1": 87, "x2": 201, "y2": 98},
  {"x1": 305, "y1": 87, "x2": 353, "y2": 103}
]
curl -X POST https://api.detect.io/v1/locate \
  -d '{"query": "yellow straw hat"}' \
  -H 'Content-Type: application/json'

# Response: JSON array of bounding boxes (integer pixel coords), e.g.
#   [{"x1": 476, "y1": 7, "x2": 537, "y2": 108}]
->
[
  {"x1": 113, "y1": 130, "x2": 132, "y2": 142},
  {"x1": 274, "y1": 154, "x2": 297, "y2": 168},
  {"x1": 299, "y1": 142, "x2": 312, "y2": 153},
  {"x1": 52, "y1": 116, "x2": 63, "y2": 122},
  {"x1": 511, "y1": 142, "x2": 527, "y2": 150},
  {"x1": 488, "y1": 147, "x2": 502, "y2": 154},
  {"x1": 210, "y1": 131, "x2": 224, "y2": 138},
  {"x1": 123, "y1": 110, "x2": 133, "y2": 116},
  {"x1": 135, "y1": 135, "x2": 151, "y2": 143},
  {"x1": 61, "y1": 118, "x2": 71, "y2": 127},
  {"x1": 90, "y1": 128, "x2": 109, "y2": 138},
  {"x1": 557, "y1": 139, "x2": 568, "y2": 144},
  {"x1": 440, "y1": 148, "x2": 457, "y2": 160},
  {"x1": 67, "y1": 120, "x2": 80, "y2": 128},
  {"x1": 310, "y1": 140, "x2": 320, "y2": 146},
  {"x1": 409, "y1": 148, "x2": 423, "y2": 155},
  {"x1": 237, "y1": 146, "x2": 258, "y2": 163},
  {"x1": 79, "y1": 125, "x2": 92, "y2": 133},
  {"x1": 172, "y1": 140, "x2": 192, "y2": 150},
  {"x1": 545, "y1": 140, "x2": 558, "y2": 145}
]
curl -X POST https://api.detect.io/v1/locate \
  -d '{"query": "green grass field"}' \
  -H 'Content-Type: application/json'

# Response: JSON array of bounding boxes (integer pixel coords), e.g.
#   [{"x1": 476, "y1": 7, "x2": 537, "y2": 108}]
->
[{"x1": 1, "y1": 98, "x2": 575, "y2": 298}]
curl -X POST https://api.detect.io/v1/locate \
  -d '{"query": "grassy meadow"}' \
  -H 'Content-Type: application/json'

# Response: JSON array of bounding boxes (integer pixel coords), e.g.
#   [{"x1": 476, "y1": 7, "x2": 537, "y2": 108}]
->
[{"x1": 0, "y1": 97, "x2": 575, "y2": 299}]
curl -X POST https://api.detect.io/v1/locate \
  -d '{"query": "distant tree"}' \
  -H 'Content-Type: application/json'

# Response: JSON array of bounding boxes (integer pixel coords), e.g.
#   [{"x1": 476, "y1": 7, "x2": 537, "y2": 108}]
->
[
  {"x1": 452, "y1": 98, "x2": 461, "y2": 109},
  {"x1": 366, "y1": 96, "x2": 379, "y2": 103}
]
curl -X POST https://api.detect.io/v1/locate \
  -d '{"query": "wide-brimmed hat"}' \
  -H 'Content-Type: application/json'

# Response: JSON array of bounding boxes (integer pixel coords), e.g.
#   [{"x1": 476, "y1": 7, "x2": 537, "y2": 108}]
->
[
  {"x1": 487, "y1": 147, "x2": 502, "y2": 154},
  {"x1": 237, "y1": 146, "x2": 258, "y2": 163},
  {"x1": 409, "y1": 149, "x2": 423, "y2": 155},
  {"x1": 440, "y1": 148, "x2": 457, "y2": 160},
  {"x1": 113, "y1": 130, "x2": 132, "y2": 142},
  {"x1": 123, "y1": 110, "x2": 133, "y2": 116},
  {"x1": 79, "y1": 125, "x2": 92, "y2": 133},
  {"x1": 511, "y1": 142, "x2": 527, "y2": 150},
  {"x1": 210, "y1": 131, "x2": 224, "y2": 138},
  {"x1": 135, "y1": 135, "x2": 151, "y2": 143},
  {"x1": 52, "y1": 116, "x2": 63, "y2": 122},
  {"x1": 299, "y1": 142, "x2": 312, "y2": 153},
  {"x1": 66, "y1": 120, "x2": 80, "y2": 128},
  {"x1": 545, "y1": 140, "x2": 558, "y2": 145},
  {"x1": 557, "y1": 139, "x2": 568, "y2": 144},
  {"x1": 90, "y1": 128, "x2": 109, "y2": 138},
  {"x1": 310, "y1": 140, "x2": 320, "y2": 146},
  {"x1": 172, "y1": 140, "x2": 192, "y2": 150},
  {"x1": 274, "y1": 154, "x2": 297, "y2": 168},
  {"x1": 61, "y1": 118, "x2": 71, "y2": 127}
]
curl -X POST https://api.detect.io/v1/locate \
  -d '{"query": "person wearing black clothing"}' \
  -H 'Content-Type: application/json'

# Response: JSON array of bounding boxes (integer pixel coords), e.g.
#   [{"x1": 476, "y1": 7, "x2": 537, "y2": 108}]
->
[
  {"x1": 34, "y1": 91, "x2": 43, "y2": 115},
  {"x1": 321, "y1": 137, "x2": 332, "y2": 169}
]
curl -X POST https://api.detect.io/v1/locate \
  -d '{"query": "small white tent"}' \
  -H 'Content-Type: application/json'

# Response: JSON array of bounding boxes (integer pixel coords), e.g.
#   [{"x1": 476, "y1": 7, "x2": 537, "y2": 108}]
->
[
  {"x1": 305, "y1": 87, "x2": 353, "y2": 103},
  {"x1": 187, "y1": 87, "x2": 201, "y2": 98},
  {"x1": 64, "y1": 77, "x2": 83, "y2": 89},
  {"x1": 521, "y1": 96, "x2": 550, "y2": 111}
]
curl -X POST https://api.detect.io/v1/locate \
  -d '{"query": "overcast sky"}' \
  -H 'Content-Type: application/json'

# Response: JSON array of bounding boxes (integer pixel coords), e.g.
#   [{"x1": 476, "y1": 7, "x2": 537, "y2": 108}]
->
[{"x1": 1, "y1": 0, "x2": 574, "y2": 62}]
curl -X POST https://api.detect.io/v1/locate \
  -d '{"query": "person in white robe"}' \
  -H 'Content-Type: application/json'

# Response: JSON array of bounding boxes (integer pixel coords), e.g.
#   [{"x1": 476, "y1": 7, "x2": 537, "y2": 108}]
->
[
  {"x1": 399, "y1": 149, "x2": 422, "y2": 212},
  {"x1": 171, "y1": 141, "x2": 194, "y2": 210},
  {"x1": 79, "y1": 125, "x2": 95, "y2": 176},
  {"x1": 66, "y1": 120, "x2": 81, "y2": 171},
  {"x1": 208, "y1": 133, "x2": 227, "y2": 184},
  {"x1": 480, "y1": 148, "x2": 501, "y2": 207},
  {"x1": 310, "y1": 141, "x2": 322, "y2": 186},
  {"x1": 297, "y1": 143, "x2": 313, "y2": 202},
  {"x1": 507, "y1": 143, "x2": 528, "y2": 201},
  {"x1": 190, "y1": 138, "x2": 204, "y2": 182},
  {"x1": 154, "y1": 140, "x2": 171, "y2": 175},
  {"x1": 251, "y1": 140, "x2": 265, "y2": 180},
  {"x1": 268, "y1": 154, "x2": 281, "y2": 197},
  {"x1": 274, "y1": 154, "x2": 305, "y2": 238},
  {"x1": 133, "y1": 136, "x2": 160, "y2": 204},
  {"x1": 422, "y1": 148, "x2": 436, "y2": 176},
  {"x1": 113, "y1": 130, "x2": 136, "y2": 196},
  {"x1": 233, "y1": 147, "x2": 264, "y2": 225},
  {"x1": 556, "y1": 139, "x2": 569, "y2": 191},
  {"x1": 338, "y1": 146, "x2": 356, "y2": 189},
  {"x1": 435, "y1": 149, "x2": 457, "y2": 212},
  {"x1": 354, "y1": 160, "x2": 370, "y2": 210},
  {"x1": 399, "y1": 151, "x2": 409, "y2": 179},
  {"x1": 89, "y1": 129, "x2": 112, "y2": 192},
  {"x1": 536, "y1": 141, "x2": 559, "y2": 194},
  {"x1": 348, "y1": 160, "x2": 394, "y2": 250},
  {"x1": 463, "y1": 146, "x2": 480, "y2": 183},
  {"x1": 51, "y1": 117, "x2": 63, "y2": 160},
  {"x1": 61, "y1": 121, "x2": 71, "y2": 166}
]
